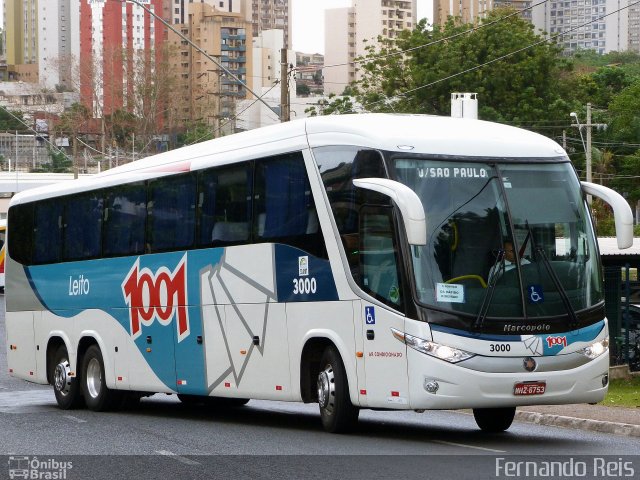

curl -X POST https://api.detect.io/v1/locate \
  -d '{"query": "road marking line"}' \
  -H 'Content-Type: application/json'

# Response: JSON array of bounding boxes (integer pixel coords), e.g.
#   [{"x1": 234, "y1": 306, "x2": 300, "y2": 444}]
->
[
  {"x1": 432, "y1": 440, "x2": 506, "y2": 453},
  {"x1": 156, "y1": 450, "x2": 201, "y2": 466},
  {"x1": 63, "y1": 415, "x2": 87, "y2": 423}
]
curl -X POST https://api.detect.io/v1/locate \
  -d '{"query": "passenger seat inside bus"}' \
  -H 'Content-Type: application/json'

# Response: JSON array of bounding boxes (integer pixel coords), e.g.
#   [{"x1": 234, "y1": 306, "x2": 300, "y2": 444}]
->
[{"x1": 211, "y1": 221, "x2": 249, "y2": 242}]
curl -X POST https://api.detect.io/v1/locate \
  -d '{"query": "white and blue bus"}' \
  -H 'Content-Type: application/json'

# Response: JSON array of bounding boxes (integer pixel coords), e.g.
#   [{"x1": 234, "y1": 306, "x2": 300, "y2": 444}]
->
[{"x1": 5, "y1": 114, "x2": 633, "y2": 433}]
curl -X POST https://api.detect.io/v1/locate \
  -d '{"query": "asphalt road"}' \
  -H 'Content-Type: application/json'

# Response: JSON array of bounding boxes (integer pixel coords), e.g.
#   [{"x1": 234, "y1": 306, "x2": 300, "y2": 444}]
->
[{"x1": 0, "y1": 296, "x2": 638, "y2": 480}]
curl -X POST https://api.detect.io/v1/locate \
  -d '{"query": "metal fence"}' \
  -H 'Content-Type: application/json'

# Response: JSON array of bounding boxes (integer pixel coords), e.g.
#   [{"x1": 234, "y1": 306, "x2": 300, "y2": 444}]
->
[{"x1": 604, "y1": 265, "x2": 640, "y2": 370}]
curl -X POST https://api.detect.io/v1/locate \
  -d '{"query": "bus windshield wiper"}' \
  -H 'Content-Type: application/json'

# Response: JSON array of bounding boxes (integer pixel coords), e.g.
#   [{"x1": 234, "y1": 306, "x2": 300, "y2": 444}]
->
[
  {"x1": 473, "y1": 249, "x2": 505, "y2": 330},
  {"x1": 526, "y1": 222, "x2": 579, "y2": 330}
]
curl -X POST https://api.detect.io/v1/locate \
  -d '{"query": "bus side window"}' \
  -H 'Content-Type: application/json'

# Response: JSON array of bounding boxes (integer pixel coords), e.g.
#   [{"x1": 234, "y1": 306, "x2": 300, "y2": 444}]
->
[
  {"x1": 33, "y1": 201, "x2": 64, "y2": 265},
  {"x1": 64, "y1": 193, "x2": 103, "y2": 260},
  {"x1": 8, "y1": 203, "x2": 34, "y2": 265},
  {"x1": 148, "y1": 173, "x2": 196, "y2": 252},
  {"x1": 198, "y1": 164, "x2": 252, "y2": 247},
  {"x1": 254, "y1": 153, "x2": 326, "y2": 258},
  {"x1": 103, "y1": 183, "x2": 146, "y2": 257},
  {"x1": 358, "y1": 206, "x2": 404, "y2": 311}
]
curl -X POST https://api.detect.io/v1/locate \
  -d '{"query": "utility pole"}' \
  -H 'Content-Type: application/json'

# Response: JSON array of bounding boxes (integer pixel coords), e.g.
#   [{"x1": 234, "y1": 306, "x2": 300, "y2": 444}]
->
[
  {"x1": 584, "y1": 103, "x2": 607, "y2": 184},
  {"x1": 280, "y1": 48, "x2": 290, "y2": 122},
  {"x1": 570, "y1": 104, "x2": 606, "y2": 206}
]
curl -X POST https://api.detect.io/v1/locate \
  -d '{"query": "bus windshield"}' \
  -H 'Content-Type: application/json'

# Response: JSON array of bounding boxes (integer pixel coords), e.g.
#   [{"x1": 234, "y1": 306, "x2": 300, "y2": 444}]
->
[{"x1": 393, "y1": 159, "x2": 603, "y2": 321}]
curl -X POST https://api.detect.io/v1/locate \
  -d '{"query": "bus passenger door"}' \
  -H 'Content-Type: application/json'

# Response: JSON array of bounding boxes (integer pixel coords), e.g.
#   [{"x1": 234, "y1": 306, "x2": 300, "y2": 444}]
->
[{"x1": 357, "y1": 207, "x2": 409, "y2": 408}]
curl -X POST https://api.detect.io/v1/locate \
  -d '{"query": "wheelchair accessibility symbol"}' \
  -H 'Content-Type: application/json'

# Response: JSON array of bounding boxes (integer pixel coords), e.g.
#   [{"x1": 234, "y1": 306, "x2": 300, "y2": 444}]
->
[
  {"x1": 365, "y1": 306, "x2": 376, "y2": 325},
  {"x1": 528, "y1": 285, "x2": 544, "y2": 304}
]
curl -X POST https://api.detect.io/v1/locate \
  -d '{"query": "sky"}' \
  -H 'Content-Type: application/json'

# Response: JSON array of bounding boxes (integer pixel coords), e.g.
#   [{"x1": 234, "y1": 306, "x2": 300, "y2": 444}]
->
[
  {"x1": 0, "y1": 1, "x2": 432, "y2": 55},
  {"x1": 292, "y1": 0, "x2": 432, "y2": 54}
]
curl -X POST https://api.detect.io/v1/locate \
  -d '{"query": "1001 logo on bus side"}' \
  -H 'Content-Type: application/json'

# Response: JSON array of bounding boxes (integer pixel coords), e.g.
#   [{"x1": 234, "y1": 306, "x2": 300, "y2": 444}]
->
[{"x1": 122, "y1": 254, "x2": 190, "y2": 342}]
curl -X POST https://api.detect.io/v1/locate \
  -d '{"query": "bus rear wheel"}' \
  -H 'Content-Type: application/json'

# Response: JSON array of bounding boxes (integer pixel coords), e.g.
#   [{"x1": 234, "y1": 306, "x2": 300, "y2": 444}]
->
[
  {"x1": 317, "y1": 346, "x2": 359, "y2": 433},
  {"x1": 81, "y1": 345, "x2": 121, "y2": 411},
  {"x1": 473, "y1": 407, "x2": 516, "y2": 432},
  {"x1": 51, "y1": 345, "x2": 83, "y2": 409}
]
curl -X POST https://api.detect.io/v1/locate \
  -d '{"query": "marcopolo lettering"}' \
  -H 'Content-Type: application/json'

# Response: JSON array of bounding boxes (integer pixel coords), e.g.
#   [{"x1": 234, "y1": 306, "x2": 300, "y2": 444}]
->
[{"x1": 122, "y1": 254, "x2": 190, "y2": 342}]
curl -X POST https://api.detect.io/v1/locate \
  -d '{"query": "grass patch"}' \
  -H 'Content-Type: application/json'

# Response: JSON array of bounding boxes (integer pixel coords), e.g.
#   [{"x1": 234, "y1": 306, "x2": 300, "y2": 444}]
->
[{"x1": 601, "y1": 376, "x2": 640, "y2": 408}]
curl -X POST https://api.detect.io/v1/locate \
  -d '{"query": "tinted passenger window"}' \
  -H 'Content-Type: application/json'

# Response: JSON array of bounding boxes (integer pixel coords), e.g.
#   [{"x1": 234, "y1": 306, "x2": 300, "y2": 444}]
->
[
  {"x1": 255, "y1": 153, "x2": 325, "y2": 258},
  {"x1": 33, "y1": 201, "x2": 64, "y2": 264},
  {"x1": 8, "y1": 203, "x2": 34, "y2": 265},
  {"x1": 148, "y1": 174, "x2": 196, "y2": 252},
  {"x1": 64, "y1": 193, "x2": 103, "y2": 260},
  {"x1": 198, "y1": 164, "x2": 252, "y2": 246},
  {"x1": 103, "y1": 183, "x2": 146, "y2": 257},
  {"x1": 314, "y1": 147, "x2": 387, "y2": 267}
]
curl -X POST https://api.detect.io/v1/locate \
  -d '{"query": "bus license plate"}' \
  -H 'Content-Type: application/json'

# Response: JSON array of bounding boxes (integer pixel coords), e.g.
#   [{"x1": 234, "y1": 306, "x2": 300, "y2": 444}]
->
[{"x1": 513, "y1": 381, "x2": 546, "y2": 396}]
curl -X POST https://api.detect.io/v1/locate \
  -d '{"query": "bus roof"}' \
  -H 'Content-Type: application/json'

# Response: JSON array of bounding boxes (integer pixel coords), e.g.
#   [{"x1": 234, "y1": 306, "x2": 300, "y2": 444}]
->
[{"x1": 10, "y1": 114, "x2": 567, "y2": 206}]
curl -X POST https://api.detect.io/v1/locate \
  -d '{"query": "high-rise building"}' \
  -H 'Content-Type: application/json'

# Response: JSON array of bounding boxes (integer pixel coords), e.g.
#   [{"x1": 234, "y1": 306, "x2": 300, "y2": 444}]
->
[
  {"x1": 38, "y1": 0, "x2": 81, "y2": 90},
  {"x1": 168, "y1": 1, "x2": 253, "y2": 133},
  {"x1": 629, "y1": 2, "x2": 640, "y2": 52},
  {"x1": 531, "y1": 0, "x2": 629, "y2": 55},
  {"x1": 3, "y1": 0, "x2": 39, "y2": 82},
  {"x1": 432, "y1": 0, "x2": 494, "y2": 25},
  {"x1": 324, "y1": 1, "x2": 417, "y2": 96},
  {"x1": 243, "y1": 0, "x2": 291, "y2": 49},
  {"x1": 168, "y1": 0, "x2": 241, "y2": 24},
  {"x1": 79, "y1": 0, "x2": 166, "y2": 118}
]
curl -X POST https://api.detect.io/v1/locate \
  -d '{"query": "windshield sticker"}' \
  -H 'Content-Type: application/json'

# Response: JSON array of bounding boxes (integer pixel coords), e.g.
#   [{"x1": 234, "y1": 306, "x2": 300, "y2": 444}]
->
[
  {"x1": 417, "y1": 167, "x2": 489, "y2": 179},
  {"x1": 436, "y1": 283, "x2": 465, "y2": 303},
  {"x1": 527, "y1": 285, "x2": 544, "y2": 304}
]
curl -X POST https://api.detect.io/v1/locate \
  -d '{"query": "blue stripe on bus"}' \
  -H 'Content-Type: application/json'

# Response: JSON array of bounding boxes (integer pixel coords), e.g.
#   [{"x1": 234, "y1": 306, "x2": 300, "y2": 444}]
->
[{"x1": 23, "y1": 244, "x2": 338, "y2": 392}]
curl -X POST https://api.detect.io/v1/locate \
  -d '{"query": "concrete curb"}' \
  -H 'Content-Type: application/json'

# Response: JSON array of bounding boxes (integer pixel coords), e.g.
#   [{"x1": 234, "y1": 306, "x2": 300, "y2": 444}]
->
[{"x1": 516, "y1": 410, "x2": 640, "y2": 437}]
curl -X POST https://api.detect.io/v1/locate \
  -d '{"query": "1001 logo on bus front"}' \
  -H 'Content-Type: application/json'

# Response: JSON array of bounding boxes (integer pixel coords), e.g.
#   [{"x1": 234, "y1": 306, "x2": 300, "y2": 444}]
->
[{"x1": 121, "y1": 254, "x2": 190, "y2": 342}]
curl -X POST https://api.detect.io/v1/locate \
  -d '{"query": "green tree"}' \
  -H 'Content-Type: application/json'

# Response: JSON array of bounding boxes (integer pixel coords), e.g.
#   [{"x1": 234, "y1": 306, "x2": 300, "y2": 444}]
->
[
  {"x1": 296, "y1": 83, "x2": 311, "y2": 97},
  {"x1": 177, "y1": 121, "x2": 214, "y2": 146},
  {"x1": 304, "y1": 94, "x2": 355, "y2": 117},
  {"x1": 0, "y1": 107, "x2": 26, "y2": 131},
  {"x1": 347, "y1": 9, "x2": 573, "y2": 130},
  {"x1": 32, "y1": 149, "x2": 73, "y2": 173}
]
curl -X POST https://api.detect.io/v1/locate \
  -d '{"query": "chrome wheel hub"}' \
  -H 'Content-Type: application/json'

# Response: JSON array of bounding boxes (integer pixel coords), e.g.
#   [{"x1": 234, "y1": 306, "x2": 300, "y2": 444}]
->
[
  {"x1": 317, "y1": 364, "x2": 335, "y2": 413},
  {"x1": 86, "y1": 358, "x2": 102, "y2": 399},
  {"x1": 54, "y1": 360, "x2": 72, "y2": 396}
]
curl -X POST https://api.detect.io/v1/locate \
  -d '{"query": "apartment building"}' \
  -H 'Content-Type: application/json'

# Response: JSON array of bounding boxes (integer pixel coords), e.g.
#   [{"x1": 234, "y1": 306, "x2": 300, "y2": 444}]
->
[
  {"x1": 243, "y1": 0, "x2": 290, "y2": 49},
  {"x1": 168, "y1": 1, "x2": 253, "y2": 134},
  {"x1": 38, "y1": 0, "x2": 81, "y2": 90},
  {"x1": 432, "y1": 0, "x2": 494, "y2": 25},
  {"x1": 3, "y1": 0, "x2": 39, "y2": 82},
  {"x1": 532, "y1": 0, "x2": 630, "y2": 55},
  {"x1": 324, "y1": 0, "x2": 417, "y2": 96}
]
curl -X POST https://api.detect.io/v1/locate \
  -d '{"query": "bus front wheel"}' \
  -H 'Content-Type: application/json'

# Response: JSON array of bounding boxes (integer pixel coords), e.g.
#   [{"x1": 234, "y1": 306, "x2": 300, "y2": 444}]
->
[
  {"x1": 81, "y1": 345, "x2": 121, "y2": 411},
  {"x1": 51, "y1": 345, "x2": 83, "y2": 409},
  {"x1": 473, "y1": 407, "x2": 516, "y2": 432},
  {"x1": 317, "y1": 346, "x2": 359, "y2": 433}
]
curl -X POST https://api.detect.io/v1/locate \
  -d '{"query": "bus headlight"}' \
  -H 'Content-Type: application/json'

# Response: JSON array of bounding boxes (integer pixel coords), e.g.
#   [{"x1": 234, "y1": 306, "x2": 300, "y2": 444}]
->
[
  {"x1": 580, "y1": 337, "x2": 609, "y2": 359},
  {"x1": 391, "y1": 328, "x2": 475, "y2": 363}
]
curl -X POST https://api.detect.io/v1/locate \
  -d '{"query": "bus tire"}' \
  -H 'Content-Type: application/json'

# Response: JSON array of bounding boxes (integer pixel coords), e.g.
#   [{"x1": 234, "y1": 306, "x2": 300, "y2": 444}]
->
[
  {"x1": 317, "y1": 346, "x2": 359, "y2": 433},
  {"x1": 51, "y1": 345, "x2": 84, "y2": 410},
  {"x1": 473, "y1": 407, "x2": 516, "y2": 432},
  {"x1": 81, "y1": 345, "x2": 121, "y2": 411}
]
